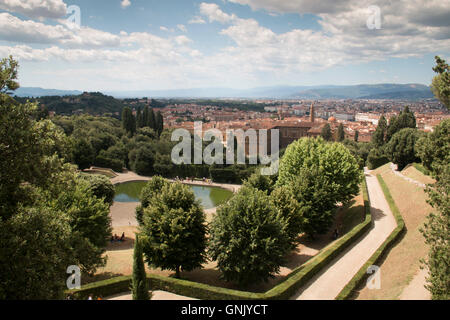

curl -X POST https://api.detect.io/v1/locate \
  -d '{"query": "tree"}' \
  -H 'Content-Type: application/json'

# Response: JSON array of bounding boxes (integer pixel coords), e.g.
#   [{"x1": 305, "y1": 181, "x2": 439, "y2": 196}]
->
[
  {"x1": 140, "y1": 181, "x2": 207, "y2": 278},
  {"x1": 54, "y1": 178, "x2": 112, "y2": 273},
  {"x1": 386, "y1": 107, "x2": 416, "y2": 141},
  {"x1": 132, "y1": 234, "x2": 150, "y2": 300},
  {"x1": 270, "y1": 186, "x2": 304, "y2": 247},
  {"x1": 149, "y1": 108, "x2": 156, "y2": 130},
  {"x1": 122, "y1": 107, "x2": 136, "y2": 135},
  {"x1": 372, "y1": 115, "x2": 387, "y2": 147},
  {"x1": 136, "y1": 107, "x2": 144, "y2": 129},
  {"x1": 208, "y1": 186, "x2": 290, "y2": 286},
  {"x1": 155, "y1": 111, "x2": 164, "y2": 136},
  {"x1": 129, "y1": 145, "x2": 155, "y2": 176},
  {"x1": 0, "y1": 55, "x2": 19, "y2": 94},
  {"x1": 242, "y1": 171, "x2": 275, "y2": 194},
  {"x1": 385, "y1": 128, "x2": 422, "y2": 170},
  {"x1": 135, "y1": 176, "x2": 167, "y2": 225},
  {"x1": 0, "y1": 205, "x2": 73, "y2": 300},
  {"x1": 78, "y1": 173, "x2": 116, "y2": 206},
  {"x1": 420, "y1": 166, "x2": 449, "y2": 299},
  {"x1": 431, "y1": 56, "x2": 450, "y2": 110},
  {"x1": 277, "y1": 137, "x2": 361, "y2": 205},
  {"x1": 415, "y1": 119, "x2": 450, "y2": 176},
  {"x1": 321, "y1": 123, "x2": 332, "y2": 141},
  {"x1": 337, "y1": 123, "x2": 345, "y2": 142},
  {"x1": 71, "y1": 138, "x2": 96, "y2": 170},
  {"x1": 354, "y1": 130, "x2": 359, "y2": 142}
]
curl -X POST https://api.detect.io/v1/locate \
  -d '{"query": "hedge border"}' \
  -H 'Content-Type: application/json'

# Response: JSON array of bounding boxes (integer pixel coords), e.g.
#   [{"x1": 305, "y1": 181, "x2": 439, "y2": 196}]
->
[
  {"x1": 68, "y1": 178, "x2": 372, "y2": 300},
  {"x1": 335, "y1": 174, "x2": 406, "y2": 300}
]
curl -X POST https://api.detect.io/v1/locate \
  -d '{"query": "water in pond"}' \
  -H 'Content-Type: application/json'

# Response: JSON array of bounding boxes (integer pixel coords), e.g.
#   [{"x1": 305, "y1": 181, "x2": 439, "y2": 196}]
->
[{"x1": 114, "y1": 181, "x2": 233, "y2": 209}]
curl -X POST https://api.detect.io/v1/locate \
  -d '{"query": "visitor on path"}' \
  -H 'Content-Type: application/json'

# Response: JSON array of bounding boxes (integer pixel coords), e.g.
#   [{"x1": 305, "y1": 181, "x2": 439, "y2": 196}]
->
[
  {"x1": 120, "y1": 232, "x2": 125, "y2": 242},
  {"x1": 333, "y1": 229, "x2": 339, "y2": 240},
  {"x1": 87, "y1": 294, "x2": 93, "y2": 300}
]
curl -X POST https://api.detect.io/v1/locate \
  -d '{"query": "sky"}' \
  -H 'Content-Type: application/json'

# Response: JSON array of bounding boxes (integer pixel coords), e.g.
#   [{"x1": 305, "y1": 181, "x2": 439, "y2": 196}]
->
[{"x1": 0, "y1": 0, "x2": 449, "y2": 91}]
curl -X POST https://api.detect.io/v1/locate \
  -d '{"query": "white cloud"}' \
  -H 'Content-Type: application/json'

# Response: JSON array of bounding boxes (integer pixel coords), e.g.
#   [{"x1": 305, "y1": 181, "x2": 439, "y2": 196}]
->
[
  {"x1": 121, "y1": 0, "x2": 131, "y2": 9},
  {"x1": 188, "y1": 16, "x2": 206, "y2": 24},
  {"x1": 159, "y1": 26, "x2": 169, "y2": 32},
  {"x1": 200, "y1": 2, "x2": 236, "y2": 23},
  {"x1": 0, "y1": 0, "x2": 67, "y2": 19},
  {"x1": 177, "y1": 24, "x2": 187, "y2": 32},
  {"x1": 0, "y1": 13, "x2": 121, "y2": 48}
]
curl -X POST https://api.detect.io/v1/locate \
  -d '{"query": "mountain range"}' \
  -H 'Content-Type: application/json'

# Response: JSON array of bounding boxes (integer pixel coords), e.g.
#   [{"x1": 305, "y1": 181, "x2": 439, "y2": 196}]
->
[{"x1": 14, "y1": 83, "x2": 435, "y2": 100}]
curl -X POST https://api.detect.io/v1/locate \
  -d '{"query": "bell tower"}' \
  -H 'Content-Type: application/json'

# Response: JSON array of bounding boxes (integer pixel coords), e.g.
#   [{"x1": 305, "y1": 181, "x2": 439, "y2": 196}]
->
[{"x1": 310, "y1": 102, "x2": 315, "y2": 123}]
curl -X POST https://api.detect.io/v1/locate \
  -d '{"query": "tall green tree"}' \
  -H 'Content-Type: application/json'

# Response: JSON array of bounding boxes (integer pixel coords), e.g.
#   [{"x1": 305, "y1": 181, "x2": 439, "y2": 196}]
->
[
  {"x1": 337, "y1": 123, "x2": 345, "y2": 142},
  {"x1": 132, "y1": 234, "x2": 150, "y2": 300},
  {"x1": 385, "y1": 128, "x2": 422, "y2": 170},
  {"x1": 155, "y1": 111, "x2": 164, "y2": 136},
  {"x1": 372, "y1": 115, "x2": 387, "y2": 147},
  {"x1": 208, "y1": 186, "x2": 290, "y2": 286},
  {"x1": 321, "y1": 123, "x2": 332, "y2": 141},
  {"x1": 149, "y1": 108, "x2": 156, "y2": 130},
  {"x1": 140, "y1": 181, "x2": 207, "y2": 278},
  {"x1": 136, "y1": 107, "x2": 143, "y2": 129},
  {"x1": 122, "y1": 107, "x2": 136, "y2": 135},
  {"x1": 386, "y1": 107, "x2": 416, "y2": 141},
  {"x1": 431, "y1": 56, "x2": 450, "y2": 110},
  {"x1": 354, "y1": 130, "x2": 359, "y2": 142}
]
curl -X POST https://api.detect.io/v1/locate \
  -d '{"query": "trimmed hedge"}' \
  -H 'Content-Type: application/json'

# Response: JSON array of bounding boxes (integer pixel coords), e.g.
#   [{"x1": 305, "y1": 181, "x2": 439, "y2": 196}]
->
[
  {"x1": 68, "y1": 178, "x2": 372, "y2": 300},
  {"x1": 335, "y1": 174, "x2": 406, "y2": 300}
]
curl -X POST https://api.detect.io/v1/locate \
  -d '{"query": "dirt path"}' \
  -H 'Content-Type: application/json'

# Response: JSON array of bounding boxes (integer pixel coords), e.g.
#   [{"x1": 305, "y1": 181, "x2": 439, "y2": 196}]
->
[
  {"x1": 399, "y1": 268, "x2": 431, "y2": 300},
  {"x1": 292, "y1": 169, "x2": 397, "y2": 300}
]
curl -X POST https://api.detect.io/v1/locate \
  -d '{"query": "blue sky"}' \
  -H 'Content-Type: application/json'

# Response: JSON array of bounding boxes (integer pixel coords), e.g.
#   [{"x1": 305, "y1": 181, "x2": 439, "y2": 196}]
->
[{"x1": 0, "y1": 0, "x2": 449, "y2": 91}]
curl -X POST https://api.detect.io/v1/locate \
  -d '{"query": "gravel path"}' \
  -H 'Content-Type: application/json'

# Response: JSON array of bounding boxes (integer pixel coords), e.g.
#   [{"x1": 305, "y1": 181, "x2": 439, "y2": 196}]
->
[
  {"x1": 390, "y1": 163, "x2": 426, "y2": 188},
  {"x1": 291, "y1": 169, "x2": 397, "y2": 300}
]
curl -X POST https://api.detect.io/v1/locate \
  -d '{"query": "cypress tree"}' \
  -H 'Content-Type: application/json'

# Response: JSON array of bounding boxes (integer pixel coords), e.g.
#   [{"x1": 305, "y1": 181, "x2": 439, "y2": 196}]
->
[
  {"x1": 142, "y1": 106, "x2": 149, "y2": 128},
  {"x1": 321, "y1": 123, "x2": 332, "y2": 141},
  {"x1": 155, "y1": 111, "x2": 164, "y2": 136},
  {"x1": 337, "y1": 123, "x2": 345, "y2": 142},
  {"x1": 149, "y1": 108, "x2": 156, "y2": 130},
  {"x1": 132, "y1": 234, "x2": 150, "y2": 300},
  {"x1": 354, "y1": 130, "x2": 359, "y2": 142},
  {"x1": 136, "y1": 107, "x2": 143, "y2": 129}
]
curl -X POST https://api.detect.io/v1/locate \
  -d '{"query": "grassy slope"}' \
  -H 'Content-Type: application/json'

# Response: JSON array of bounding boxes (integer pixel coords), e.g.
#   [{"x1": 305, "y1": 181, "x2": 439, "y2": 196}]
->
[{"x1": 356, "y1": 164, "x2": 432, "y2": 299}]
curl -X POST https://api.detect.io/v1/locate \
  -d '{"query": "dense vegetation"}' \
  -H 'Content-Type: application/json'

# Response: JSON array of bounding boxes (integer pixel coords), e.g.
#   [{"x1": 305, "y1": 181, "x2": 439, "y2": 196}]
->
[{"x1": 0, "y1": 56, "x2": 113, "y2": 299}]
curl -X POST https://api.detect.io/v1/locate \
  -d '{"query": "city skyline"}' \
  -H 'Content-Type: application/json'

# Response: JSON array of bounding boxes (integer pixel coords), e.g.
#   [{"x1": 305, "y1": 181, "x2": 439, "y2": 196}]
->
[{"x1": 0, "y1": 0, "x2": 449, "y2": 91}]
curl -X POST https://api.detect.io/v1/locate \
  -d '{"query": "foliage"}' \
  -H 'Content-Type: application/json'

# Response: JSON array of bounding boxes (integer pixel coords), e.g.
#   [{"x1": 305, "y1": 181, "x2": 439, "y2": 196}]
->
[
  {"x1": 135, "y1": 176, "x2": 167, "y2": 225},
  {"x1": 122, "y1": 107, "x2": 136, "y2": 135},
  {"x1": 337, "y1": 123, "x2": 345, "y2": 142},
  {"x1": 71, "y1": 138, "x2": 96, "y2": 170},
  {"x1": 431, "y1": 56, "x2": 450, "y2": 110},
  {"x1": 0, "y1": 55, "x2": 19, "y2": 94},
  {"x1": 77, "y1": 173, "x2": 116, "y2": 206},
  {"x1": 132, "y1": 234, "x2": 150, "y2": 300},
  {"x1": 420, "y1": 164, "x2": 450, "y2": 299},
  {"x1": 366, "y1": 148, "x2": 389, "y2": 170},
  {"x1": 209, "y1": 186, "x2": 290, "y2": 286},
  {"x1": 270, "y1": 186, "x2": 304, "y2": 247},
  {"x1": 140, "y1": 182, "x2": 207, "y2": 278},
  {"x1": 415, "y1": 119, "x2": 450, "y2": 177},
  {"x1": 386, "y1": 106, "x2": 416, "y2": 141},
  {"x1": 242, "y1": 170, "x2": 275, "y2": 194},
  {"x1": 277, "y1": 137, "x2": 361, "y2": 205},
  {"x1": 385, "y1": 128, "x2": 422, "y2": 170},
  {"x1": 321, "y1": 123, "x2": 332, "y2": 141},
  {"x1": 372, "y1": 115, "x2": 387, "y2": 147}
]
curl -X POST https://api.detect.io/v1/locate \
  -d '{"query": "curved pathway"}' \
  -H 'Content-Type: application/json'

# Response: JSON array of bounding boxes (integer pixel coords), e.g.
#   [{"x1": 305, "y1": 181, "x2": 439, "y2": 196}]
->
[{"x1": 292, "y1": 168, "x2": 397, "y2": 300}]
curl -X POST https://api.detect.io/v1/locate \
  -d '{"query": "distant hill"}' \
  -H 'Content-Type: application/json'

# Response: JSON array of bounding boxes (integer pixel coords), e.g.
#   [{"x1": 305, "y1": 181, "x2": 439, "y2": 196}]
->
[
  {"x1": 289, "y1": 84, "x2": 434, "y2": 100},
  {"x1": 14, "y1": 87, "x2": 82, "y2": 97},
  {"x1": 14, "y1": 83, "x2": 435, "y2": 101}
]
